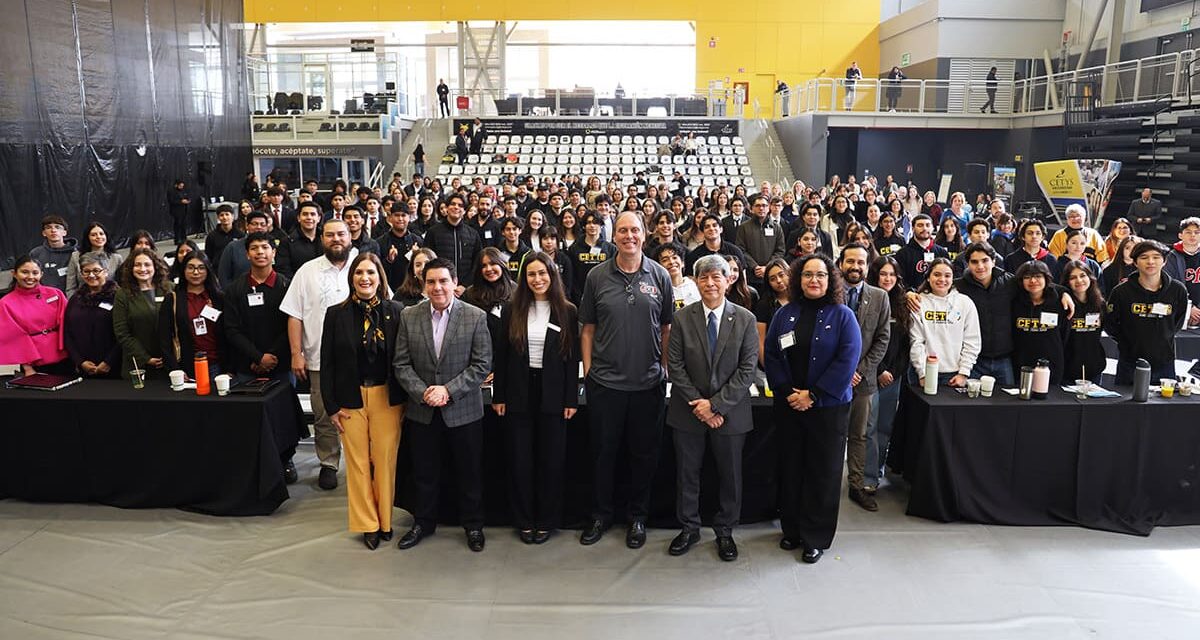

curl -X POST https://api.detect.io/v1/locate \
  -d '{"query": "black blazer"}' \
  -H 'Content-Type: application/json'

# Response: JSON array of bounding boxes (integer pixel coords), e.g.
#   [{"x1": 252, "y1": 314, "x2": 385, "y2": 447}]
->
[
  {"x1": 319, "y1": 298, "x2": 407, "y2": 413},
  {"x1": 492, "y1": 303, "x2": 580, "y2": 414}
]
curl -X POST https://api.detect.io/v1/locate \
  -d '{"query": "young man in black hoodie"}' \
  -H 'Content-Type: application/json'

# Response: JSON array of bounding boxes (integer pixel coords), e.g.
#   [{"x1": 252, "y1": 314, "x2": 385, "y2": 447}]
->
[
  {"x1": 1164, "y1": 217, "x2": 1200, "y2": 329},
  {"x1": 29, "y1": 215, "x2": 79, "y2": 295},
  {"x1": 895, "y1": 214, "x2": 948, "y2": 287},
  {"x1": 1104, "y1": 240, "x2": 1190, "y2": 384}
]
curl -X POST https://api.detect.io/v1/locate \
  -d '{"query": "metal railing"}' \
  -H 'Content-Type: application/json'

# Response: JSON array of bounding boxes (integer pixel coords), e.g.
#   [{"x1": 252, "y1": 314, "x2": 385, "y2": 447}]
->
[
  {"x1": 778, "y1": 48, "x2": 1200, "y2": 117},
  {"x1": 435, "y1": 87, "x2": 744, "y2": 118}
]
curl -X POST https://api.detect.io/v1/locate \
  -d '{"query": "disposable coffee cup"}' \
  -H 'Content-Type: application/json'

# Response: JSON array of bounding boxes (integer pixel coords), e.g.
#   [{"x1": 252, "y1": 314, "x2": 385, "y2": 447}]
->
[
  {"x1": 979, "y1": 376, "x2": 995, "y2": 398},
  {"x1": 214, "y1": 374, "x2": 232, "y2": 396},
  {"x1": 129, "y1": 369, "x2": 146, "y2": 389},
  {"x1": 169, "y1": 369, "x2": 186, "y2": 391},
  {"x1": 966, "y1": 379, "x2": 981, "y2": 398}
]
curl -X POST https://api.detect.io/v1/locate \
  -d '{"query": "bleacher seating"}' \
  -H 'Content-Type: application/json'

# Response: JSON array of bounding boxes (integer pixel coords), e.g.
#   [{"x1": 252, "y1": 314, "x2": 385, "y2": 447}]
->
[{"x1": 439, "y1": 122, "x2": 753, "y2": 187}]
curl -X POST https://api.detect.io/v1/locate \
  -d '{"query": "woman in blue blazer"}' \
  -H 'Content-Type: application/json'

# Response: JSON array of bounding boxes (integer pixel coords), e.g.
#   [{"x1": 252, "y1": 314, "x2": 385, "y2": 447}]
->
[{"x1": 764, "y1": 252, "x2": 862, "y2": 564}]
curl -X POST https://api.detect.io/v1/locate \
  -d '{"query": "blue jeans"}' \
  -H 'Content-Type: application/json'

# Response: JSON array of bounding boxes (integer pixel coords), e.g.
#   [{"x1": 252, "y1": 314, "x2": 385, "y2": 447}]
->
[
  {"x1": 867, "y1": 379, "x2": 903, "y2": 487},
  {"x1": 971, "y1": 356, "x2": 1014, "y2": 387}
]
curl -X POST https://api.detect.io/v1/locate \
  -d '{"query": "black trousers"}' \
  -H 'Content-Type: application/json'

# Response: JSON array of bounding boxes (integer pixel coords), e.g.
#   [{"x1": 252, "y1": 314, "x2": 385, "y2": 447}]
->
[
  {"x1": 439, "y1": 96, "x2": 450, "y2": 117},
  {"x1": 673, "y1": 427, "x2": 745, "y2": 536},
  {"x1": 506, "y1": 370, "x2": 567, "y2": 531},
  {"x1": 587, "y1": 378, "x2": 665, "y2": 524},
  {"x1": 171, "y1": 212, "x2": 188, "y2": 245},
  {"x1": 406, "y1": 410, "x2": 484, "y2": 531},
  {"x1": 982, "y1": 89, "x2": 997, "y2": 112},
  {"x1": 777, "y1": 402, "x2": 850, "y2": 550}
]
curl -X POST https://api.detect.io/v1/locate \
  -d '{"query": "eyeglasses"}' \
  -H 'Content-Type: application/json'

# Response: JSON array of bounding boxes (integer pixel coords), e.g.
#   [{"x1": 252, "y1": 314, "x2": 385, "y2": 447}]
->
[
  {"x1": 81, "y1": 269, "x2": 106, "y2": 276},
  {"x1": 185, "y1": 265, "x2": 208, "y2": 273},
  {"x1": 801, "y1": 272, "x2": 829, "y2": 280}
]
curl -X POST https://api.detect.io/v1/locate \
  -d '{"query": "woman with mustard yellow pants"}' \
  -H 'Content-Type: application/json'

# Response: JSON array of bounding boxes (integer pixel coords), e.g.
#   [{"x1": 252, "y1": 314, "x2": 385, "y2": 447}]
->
[{"x1": 320, "y1": 253, "x2": 408, "y2": 549}]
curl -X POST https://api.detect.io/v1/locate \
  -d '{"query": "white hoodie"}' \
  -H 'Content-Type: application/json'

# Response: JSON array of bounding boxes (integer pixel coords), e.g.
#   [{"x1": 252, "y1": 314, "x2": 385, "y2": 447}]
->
[{"x1": 909, "y1": 289, "x2": 982, "y2": 376}]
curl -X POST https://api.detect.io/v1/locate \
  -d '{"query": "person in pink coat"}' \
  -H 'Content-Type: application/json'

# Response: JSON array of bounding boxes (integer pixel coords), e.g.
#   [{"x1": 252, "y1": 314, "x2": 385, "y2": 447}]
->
[{"x1": 0, "y1": 255, "x2": 69, "y2": 376}]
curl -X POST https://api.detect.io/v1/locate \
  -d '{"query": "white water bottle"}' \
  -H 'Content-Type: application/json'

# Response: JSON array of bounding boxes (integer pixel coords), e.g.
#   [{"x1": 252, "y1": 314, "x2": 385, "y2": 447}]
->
[{"x1": 923, "y1": 354, "x2": 939, "y2": 395}]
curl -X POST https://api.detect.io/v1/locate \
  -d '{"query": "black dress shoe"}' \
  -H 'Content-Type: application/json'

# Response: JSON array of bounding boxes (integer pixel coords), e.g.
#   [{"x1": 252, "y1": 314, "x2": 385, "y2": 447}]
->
[
  {"x1": 317, "y1": 466, "x2": 338, "y2": 490},
  {"x1": 716, "y1": 535, "x2": 738, "y2": 561},
  {"x1": 802, "y1": 547, "x2": 824, "y2": 564},
  {"x1": 466, "y1": 529, "x2": 486, "y2": 552},
  {"x1": 626, "y1": 521, "x2": 647, "y2": 549},
  {"x1": 378, "y1": 530, "x2": 393, "y2": 542},
  {"x1": 579, "y1": 520, "x2": 606, "y2": 546},
  {"x1": 779, "y1": 537, "x2": 802, "y2": 551},
  {"x1": 849, "y1": 488, "x2": 879, "y2": 512},
  {"x1": 668, "y1": 529, "x2": 700, "y2": 556},
  {"x1": 532, "y1": 530, "x2": 552, "y2": 545},
  {"x1": 362, "y1": 532, "x2": 380, "y2": 550},
  {"x1": 283, "y1": 460, "x2": 298, "y2": 485},
  {"x1": 397, "y1": 525, "x2": 427, "y2": 550},
  {"x1": 518, "y1": 529, "x2": 536, "y2": 545}
]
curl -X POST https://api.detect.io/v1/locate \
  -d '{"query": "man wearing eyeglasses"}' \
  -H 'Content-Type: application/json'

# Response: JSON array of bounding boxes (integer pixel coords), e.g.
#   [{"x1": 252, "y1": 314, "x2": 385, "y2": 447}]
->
[{"x1": 578, "y1": 211, "x2": 675, "y2": 549}]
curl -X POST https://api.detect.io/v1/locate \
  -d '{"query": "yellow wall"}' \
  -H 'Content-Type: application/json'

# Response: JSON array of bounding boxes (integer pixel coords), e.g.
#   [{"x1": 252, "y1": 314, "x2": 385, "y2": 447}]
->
[{"x1": 244, "y1": 0, "x2": 880, "y2": 118}]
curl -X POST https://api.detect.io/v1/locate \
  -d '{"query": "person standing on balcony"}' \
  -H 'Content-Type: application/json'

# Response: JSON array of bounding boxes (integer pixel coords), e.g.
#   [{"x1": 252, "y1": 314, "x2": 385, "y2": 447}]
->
[
  {"x1": 981, "y1": 67, "x2": 998, "y2": 114},
  {"x1": 844, "y1": 62, "x2": 862, "y2": 111},
  {"x1": 886, "y1": 66, "x2": 905, "y2": 112},
  {"x1": 437, "y1": 79, "x2": 450, "y2": 117},
  {"x1": 776, "y1": 80, "x2": 790, "y2": 117}
]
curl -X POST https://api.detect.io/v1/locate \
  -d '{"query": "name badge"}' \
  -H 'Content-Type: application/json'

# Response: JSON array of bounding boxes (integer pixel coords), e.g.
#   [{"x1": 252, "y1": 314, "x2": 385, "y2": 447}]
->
[
  {"x1": 1039, "y1": 312, "x2": 1058, "y2": 327},
  {"x1": 484, "y1": 230, "x2": 492, "y2": 239},
  {"x1": 57, "y1": 267, "x2": 68, "y2": 277},
  {"x1": 1151, "y1": 302, "x2": 1171, "y2": 316},
  {"x1": 193, "y1": 317, "x2": 208, "y2": 336},
  {"x1": 1085, "y1": 312, "x2": 1101, "y2": 327},
  {"x1": 491, "y1": 305, "x2": 502, "y2": 318},
  {"x1": 590, "y1": 246, "x2": 601, "y2": 255},
  {"x1": 404, "y1": 249, "x2": 413, "y2": 261},
  {"x1": 547, "y1": 322, "x2": 561, "y2": 333},
  {"x1": 98, "y1": 302, "x2": 113, "y2": 311},
  {"x1": 154, "y1": 296, "x2": 165, "y2": 304},
  {"x1": 923, "y1": 252, "x2": 935, "y2": 263},
  {"x1": 779, "y1": 331, "x2": 796, "y2": 350},
  {"x1": 45, "y1": 295, "x2": 60, "y2": 304},
  {"x1": 200, "y1": 305, "x2": 222, "y2": 322},
  {"x1": 764, "y1": 227, "x2": 775, "y2": 237},
  {"x1": 247, "y1": 292, "x2": 265, "y2": 307}
]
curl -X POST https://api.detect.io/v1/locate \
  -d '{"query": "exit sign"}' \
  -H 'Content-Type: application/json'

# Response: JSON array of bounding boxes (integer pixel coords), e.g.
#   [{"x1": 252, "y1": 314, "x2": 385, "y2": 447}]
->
[
  {"x1": 1184, "y1": 16, "x2": 1191, "y2": 31},
  {"x1": 901, "y1": 52, "x2": 911, "y2": 67}
]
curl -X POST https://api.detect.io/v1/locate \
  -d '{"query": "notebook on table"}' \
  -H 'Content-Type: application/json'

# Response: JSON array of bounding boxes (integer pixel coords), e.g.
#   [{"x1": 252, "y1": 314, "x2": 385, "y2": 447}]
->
[{"x1": 6, "y1": 372, "x2": 83, "y2": 391}]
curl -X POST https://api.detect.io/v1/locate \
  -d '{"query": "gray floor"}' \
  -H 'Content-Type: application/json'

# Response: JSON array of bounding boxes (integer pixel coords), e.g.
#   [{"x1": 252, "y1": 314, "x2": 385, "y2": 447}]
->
[{"x1": 1, "y1": 445, "x2": 1198, "y2": 640}]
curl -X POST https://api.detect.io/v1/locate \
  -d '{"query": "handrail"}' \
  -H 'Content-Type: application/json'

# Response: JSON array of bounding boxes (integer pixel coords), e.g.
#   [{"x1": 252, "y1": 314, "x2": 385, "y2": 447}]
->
[
  {"x1": 781, "y1": 47, "x2": 1200, "y2": 117},
  {"x1": 367, "y1": 159, "x2": 385, "y2": 189}
]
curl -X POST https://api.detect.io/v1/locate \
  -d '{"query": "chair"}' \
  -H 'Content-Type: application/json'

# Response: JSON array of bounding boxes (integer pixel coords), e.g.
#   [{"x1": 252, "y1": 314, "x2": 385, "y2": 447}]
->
[
  {"x1": 278, "y1": 122, "x2": 291, "y2": 132},
  {"x1": 264, "y1": 123, "x2": 277, "y2": 132},
  {"x1": 253, "y1": 123, "x2": 264, "y2": 132},
  {"x1": 253, "y1": 110, "x2": 264, "y2": 116},
  {"x1": 371, "y1": 122, "x2": 380, "y2": 131},
  {"x1": 273, "y1": 92, "x2": 289, "y2": 113},
  {"x1": 318, "y1": 122, "x2": 332, "y2": 132}
]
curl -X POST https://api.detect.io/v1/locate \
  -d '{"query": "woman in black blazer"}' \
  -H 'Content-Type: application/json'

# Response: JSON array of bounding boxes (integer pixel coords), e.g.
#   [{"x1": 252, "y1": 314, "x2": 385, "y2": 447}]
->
[
  {"x1": 492, "y1": 251, "x2": 580, "y2": 544},
  {"x1": 159, "y1": 250, "x2": 226, "y2": 379},
  {"x1": 320, "y1": 252, "x2": 407, "y2": 550}
]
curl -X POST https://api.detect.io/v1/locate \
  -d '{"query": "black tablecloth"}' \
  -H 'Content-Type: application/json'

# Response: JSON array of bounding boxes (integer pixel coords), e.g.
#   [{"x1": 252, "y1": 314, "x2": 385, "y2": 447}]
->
[
  {"x1": 395, "y1": 392, "x2": 782, "y2": 529},
  {"x1": 1101, "y1": 328, "x2": 1200, "y2": 361},
  {"x1": 0, "y1": 379, "x2": 307, "y2": 516},
  {"x1": 890, "y1": 384, "x2": 1200, "y2": 535}
]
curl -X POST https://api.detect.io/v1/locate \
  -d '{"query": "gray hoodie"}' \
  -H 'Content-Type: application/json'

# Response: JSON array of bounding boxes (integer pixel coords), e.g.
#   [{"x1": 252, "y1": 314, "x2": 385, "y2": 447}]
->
[{"x1": 29, "y1": 237, "x2": 79, "y2": 295}]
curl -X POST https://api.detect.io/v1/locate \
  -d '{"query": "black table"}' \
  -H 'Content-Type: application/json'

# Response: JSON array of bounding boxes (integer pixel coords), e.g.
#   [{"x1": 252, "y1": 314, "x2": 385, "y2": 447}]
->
[
  {"x1": 0, "y1": 379, "x2": 307, "y2": 516},
  {"x1": 1101, "y1": 328, "x2": 1200, "y2": 361},
  {"x1": 394, "y1": 392, "x2": 782, "y2": 529},
  {"x1": 890, "y1": 384, "x2": 1200, "y2": 535}
]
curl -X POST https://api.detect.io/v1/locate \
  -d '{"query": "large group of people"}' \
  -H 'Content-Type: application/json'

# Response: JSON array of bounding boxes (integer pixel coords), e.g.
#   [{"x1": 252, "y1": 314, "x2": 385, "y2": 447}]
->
[{"x1": 3, "y1": 167, "x2": 1199, "y2": 563}]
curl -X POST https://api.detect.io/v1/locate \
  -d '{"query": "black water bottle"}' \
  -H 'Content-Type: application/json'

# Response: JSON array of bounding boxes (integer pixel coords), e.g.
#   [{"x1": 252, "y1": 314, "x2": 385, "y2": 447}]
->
[{"x1": 1132, "y1": 358, "x2": 1151, "y2": 403}]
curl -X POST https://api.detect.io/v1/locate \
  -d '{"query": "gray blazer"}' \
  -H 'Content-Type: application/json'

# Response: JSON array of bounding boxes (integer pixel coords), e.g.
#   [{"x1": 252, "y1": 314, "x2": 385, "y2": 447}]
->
[
  {"x1": 393, "y1": 299, "x2": 492, "y2": 427},
  {"x1": 667, "y1": 299, "x2": 759, "y2": 435},
  {"x1": 850, "y1": 283, "x2": 891, "y2": 396}
]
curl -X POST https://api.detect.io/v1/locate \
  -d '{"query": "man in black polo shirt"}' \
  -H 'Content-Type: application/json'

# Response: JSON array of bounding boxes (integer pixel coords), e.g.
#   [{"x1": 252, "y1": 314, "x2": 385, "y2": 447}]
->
[
  {"x1": 579, "y1": 211, "x2": 674, "y2": 549},
  {"x1": 276, "y1": 202, "x2": 324, "y2": 278},
  {"x1": 222, "y1": 232, "x2": 301, "y2": 484}
]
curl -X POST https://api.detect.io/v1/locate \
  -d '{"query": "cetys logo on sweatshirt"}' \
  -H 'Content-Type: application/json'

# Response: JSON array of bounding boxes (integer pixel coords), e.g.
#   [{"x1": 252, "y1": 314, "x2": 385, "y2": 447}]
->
[
  {"x1": 1128, "y1": 302, "x2": 1172, "y2": 317},
  {"x1": 923, "y1": 309, "x2": 962, "y2": 323}
]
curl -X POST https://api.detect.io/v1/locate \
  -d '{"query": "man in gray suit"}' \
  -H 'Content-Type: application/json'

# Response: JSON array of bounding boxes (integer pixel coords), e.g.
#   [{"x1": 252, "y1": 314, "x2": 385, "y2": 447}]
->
[
  {"x1": 1127, "y1": 187, "x2": 1162, "y2": 237},
  {"x1": 393, "y1": 258, "x2": 493, "y2": 552},
  {"x1": 666, "y1": 255, "x2": 759, "y2": 561},
  {"x1": 840, "y1": 242, "x2": 891, "y2": 512}
]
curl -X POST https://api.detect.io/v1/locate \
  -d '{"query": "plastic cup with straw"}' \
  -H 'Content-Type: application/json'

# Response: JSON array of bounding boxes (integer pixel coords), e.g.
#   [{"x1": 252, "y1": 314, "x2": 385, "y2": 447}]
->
[{"x1": 130, "y1": 356, "x2": 145, "y2": 389}]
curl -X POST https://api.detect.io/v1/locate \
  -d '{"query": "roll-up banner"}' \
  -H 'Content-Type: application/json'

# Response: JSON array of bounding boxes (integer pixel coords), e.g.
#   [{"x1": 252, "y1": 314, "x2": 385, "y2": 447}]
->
[{"x1": 1033, "y1": 159, "x2": 1122, "y2": 226}]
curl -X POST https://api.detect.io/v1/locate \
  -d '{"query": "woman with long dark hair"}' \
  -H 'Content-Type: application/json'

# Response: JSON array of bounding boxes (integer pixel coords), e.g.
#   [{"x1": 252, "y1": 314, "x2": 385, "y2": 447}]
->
[
  {"x1": 168, "y1": 240, "x2": 200, "y2": 283},
  {"x1": 764, "y1": 252, "x2": 861, "y2": 564},
  {"x1": 909, "y1": 258, "x2": 981, "y2": 388},
  {"x1": 492, "y1": 251, "x2": 580, "y2": 544},
  {"x1": 934, "y1": 216, "x2": 965, "y2": 261},
  {"x1": 0, "y1": 255, "x2": 70, "y2": 376},
  {"x1": 113, "y1": 248, "x2": 172, "y2": 379},
  {"x1": 1011, "y1": 260, "x2": 1069, "y2": 385},
  {"x1": 394, "y1": 248, "x2": 436, "y2": 307},
  {"x1": 874, "y1": 211, "x2": 905, "y2": 257},
  {"x1": 159, "y1": 250, "x2": 225, "y2": 379},
  {"x1": 67, "y1": 221, "x2": 124, "y2": 294},
  {"x1": 1061, "y1": 260, "x2": 1107, "y2": 384},
  {"x1": 1102, "y1": 234, "x2": 1140, "y2": 294},
  {"x1": 463, "y1": 247, "x2": 517, "y2": 371},
  {"x1": 866, "y1": 255, "x2": 910, "y2": 489},
  {"x1": 320, "y1": 252, "x2": 406, "y2": 550},
  {"x1": 724, "y1": 254, "x2": 758, "y2": 311},
  {"x1": 754, "y1": 257, "x2": 791, "y2": 365},
  {"x1": 130, "y1": 229, "x2": 157, "y2": 254}
]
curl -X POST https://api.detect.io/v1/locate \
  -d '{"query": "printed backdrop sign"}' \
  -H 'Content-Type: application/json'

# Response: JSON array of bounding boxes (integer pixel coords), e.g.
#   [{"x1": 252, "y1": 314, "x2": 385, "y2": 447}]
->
[
  {"x1": 453, "y1": 118, "x2": 739, "y2": 139},
  {"x1": 1034, "y1": 159, "x2": 1122, "y2": 224}
]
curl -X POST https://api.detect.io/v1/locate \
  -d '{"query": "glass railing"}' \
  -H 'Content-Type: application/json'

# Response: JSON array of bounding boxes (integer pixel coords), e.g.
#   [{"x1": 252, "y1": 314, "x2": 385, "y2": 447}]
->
[{"x1": 778, "y1": 48, "x2": 1200, "y2": 117}]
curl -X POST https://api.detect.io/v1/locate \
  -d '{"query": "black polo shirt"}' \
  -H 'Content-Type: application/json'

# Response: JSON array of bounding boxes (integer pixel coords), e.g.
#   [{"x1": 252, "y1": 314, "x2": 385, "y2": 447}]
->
[{"x1": 579, "y1": 255, "x2": 674, "y2": 391}]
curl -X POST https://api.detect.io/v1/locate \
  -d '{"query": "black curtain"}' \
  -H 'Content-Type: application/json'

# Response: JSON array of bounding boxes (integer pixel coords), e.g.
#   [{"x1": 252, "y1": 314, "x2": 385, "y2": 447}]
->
[{"x1": 0, "y1": 0, "x2": 251, "y2": 268}]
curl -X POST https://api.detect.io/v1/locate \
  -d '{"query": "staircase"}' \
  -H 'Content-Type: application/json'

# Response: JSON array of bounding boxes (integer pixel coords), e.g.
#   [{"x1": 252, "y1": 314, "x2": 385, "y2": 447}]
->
[
  {"x1": 392, "y1": 118, "x2": 451, "y2": 180},
  {"x1": 743, "y1": 119, "x2": 795, "y2": 188}
]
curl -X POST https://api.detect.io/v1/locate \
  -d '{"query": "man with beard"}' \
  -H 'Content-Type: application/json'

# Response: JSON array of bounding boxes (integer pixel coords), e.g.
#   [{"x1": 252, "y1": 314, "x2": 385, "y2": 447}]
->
[
  {"x1": 839, "y1": 243, "x2": 890, "y2": 511},
  {"x1": 280, "y1": 220, "x2": 359, "y2": 490},
  {"x1": 895, "y1": 214, "x2": 949, "y2": 287},
  {"x1": 466, "y1": 193, "x2": 502, "y2": 249}
]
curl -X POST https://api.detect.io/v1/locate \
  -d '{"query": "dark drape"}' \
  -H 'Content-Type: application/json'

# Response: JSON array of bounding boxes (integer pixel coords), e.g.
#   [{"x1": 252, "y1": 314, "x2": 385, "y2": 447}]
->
[{"x1": 0, "y1": 0, "x2": 251, "y2": 268}]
